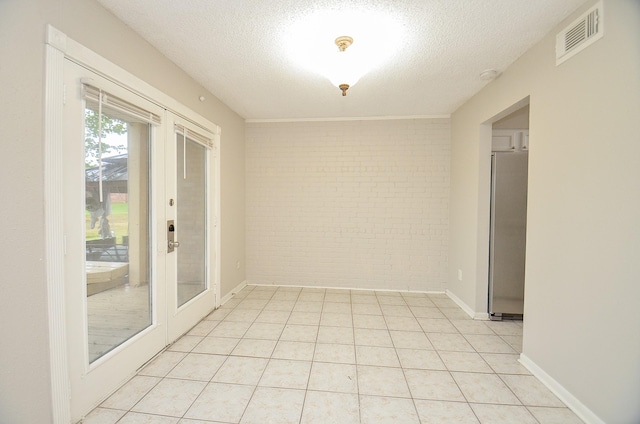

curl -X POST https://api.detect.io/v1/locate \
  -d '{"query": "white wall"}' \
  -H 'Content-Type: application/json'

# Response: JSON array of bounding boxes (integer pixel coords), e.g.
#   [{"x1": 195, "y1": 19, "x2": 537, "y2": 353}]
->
[
  {"x1": 246, "y1": 118, "x2": 450, "y2": 292},
  {"x1": 493, "y1": 105, "x2": 529, "y2": 129},
  {"x1": 0, "y1": 0, "x2": 245, "y2": 422},
  {"x1": 448, "y1": 1, "x2": 640, "y2": 423},
  {"x1": 1, "y1": 2, "x2": 58, "y2": 422}
]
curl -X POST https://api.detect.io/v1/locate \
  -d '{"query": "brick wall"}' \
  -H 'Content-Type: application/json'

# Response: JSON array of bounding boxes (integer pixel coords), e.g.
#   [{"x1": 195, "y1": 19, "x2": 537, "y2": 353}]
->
[{"x1": 246, "y1": 118, "x2": 450, "y2": 291}]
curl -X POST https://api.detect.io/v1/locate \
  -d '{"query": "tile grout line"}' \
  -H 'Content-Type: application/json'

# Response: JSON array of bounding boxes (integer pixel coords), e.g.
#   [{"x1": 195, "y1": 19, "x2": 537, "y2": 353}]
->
[
  {"x1": 186, "y1": 284, "x2": 256, "y2": 423},
  {"x1": 286, "y1": 286, "x2": 310, "y2": 424},
  {"x1": 236, "y1": 286, "x2": 282, "y2": 424},
  {"x1": 428, "y1": 308, "x2": 480, "y2": 423},
  {"x1": 96, "y1": 285, "x2": 558, "y2": 424},
  {"x1": 435, "y1": 302, "x2": 540, "y2": 423},
  {"x1": 350, "y1": 290, "x2": 362, "y2": 424},
  {"x1": 393, "y1": 292, "x2": 426, "y2": 423},
  {"x1": 197, "y1": 283, "x2": 263, "y2": 423}
]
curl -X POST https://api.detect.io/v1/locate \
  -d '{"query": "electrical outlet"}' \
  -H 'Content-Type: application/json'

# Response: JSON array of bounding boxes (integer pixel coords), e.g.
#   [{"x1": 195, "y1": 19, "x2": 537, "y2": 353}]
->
[
  {"x1": 457, "y1": 269, "x2": 463, "y2": 281},
  {"x1": 236, "y1": 260, "x2": 240, "y2": 270}
]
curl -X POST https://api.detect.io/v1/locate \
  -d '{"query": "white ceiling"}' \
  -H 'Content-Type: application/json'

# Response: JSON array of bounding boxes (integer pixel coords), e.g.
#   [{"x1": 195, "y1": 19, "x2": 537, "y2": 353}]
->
[{"x1": 97, "y1": 0, "x2": 586, "y2": 120}]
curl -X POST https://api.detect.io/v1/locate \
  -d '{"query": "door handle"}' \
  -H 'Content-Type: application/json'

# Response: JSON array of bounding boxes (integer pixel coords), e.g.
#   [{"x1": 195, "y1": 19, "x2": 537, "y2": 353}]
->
[{"x1": 167, "y1": 220, "x2": 179, "y2": 252}]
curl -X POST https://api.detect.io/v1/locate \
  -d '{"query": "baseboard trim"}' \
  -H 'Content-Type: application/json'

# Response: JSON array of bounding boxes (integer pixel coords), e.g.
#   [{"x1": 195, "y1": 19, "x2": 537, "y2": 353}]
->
[
  {"x1": 247, "y1": 282, "x2": 446, "y2": 296},
  {"x1": 473, "y1": 312, "x2": 490, "y2": 320},
  {"x1": 519, "y1": 354, "x2": 605, "y2": 424},
  {"x1": 244, "y1": 284, "x2": 486, "y2": 319},
  {"x1": 445, "y1": 289, "x2": 477, "y2": 319},
  {"x1": 220, "y1": 280, "x2": 248, "y2": 306}
]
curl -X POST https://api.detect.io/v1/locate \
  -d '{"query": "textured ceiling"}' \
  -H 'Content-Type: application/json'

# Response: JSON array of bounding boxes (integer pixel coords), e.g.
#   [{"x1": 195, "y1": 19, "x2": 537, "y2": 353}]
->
[{"x1": 97, "y1": 0, "x2": 587, "y2": 120}]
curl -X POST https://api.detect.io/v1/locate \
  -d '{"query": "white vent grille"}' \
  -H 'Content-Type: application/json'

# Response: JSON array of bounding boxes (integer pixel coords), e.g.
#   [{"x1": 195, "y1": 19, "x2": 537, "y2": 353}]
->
[{"x1": 556, "y1": 1, "x2": 603, "y2": 65}]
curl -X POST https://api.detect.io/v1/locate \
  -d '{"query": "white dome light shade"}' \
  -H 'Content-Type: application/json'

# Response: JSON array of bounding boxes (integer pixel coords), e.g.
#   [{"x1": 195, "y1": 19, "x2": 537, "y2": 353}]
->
[
  {"x1": 326, "y1": 37, "x2": 366, "y2": 94},
  {"x1": 283, "y1": 9, "x2": 404, "y2": 93}
]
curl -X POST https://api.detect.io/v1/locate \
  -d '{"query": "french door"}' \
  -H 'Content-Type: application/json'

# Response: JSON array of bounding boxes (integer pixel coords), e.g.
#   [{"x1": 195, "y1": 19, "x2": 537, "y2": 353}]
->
[
  {"x1": 63, "y1": 59, "x2": 218, "y2": 421},
  {"x1": 165, "y1": 114, "x2": 218, "y2": 341}
]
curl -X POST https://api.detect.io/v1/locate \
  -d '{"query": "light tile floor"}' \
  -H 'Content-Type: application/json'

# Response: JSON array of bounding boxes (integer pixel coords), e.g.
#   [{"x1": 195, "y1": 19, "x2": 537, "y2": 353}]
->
[{"x1": 83, "y1": 286, "x2": 584, "y2": 424}]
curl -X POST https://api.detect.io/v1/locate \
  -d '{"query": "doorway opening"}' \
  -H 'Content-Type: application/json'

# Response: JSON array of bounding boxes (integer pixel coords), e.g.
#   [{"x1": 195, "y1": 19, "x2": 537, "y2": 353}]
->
[{"x1": 487, "y1": 102, "x2": 530, "y2": 321}]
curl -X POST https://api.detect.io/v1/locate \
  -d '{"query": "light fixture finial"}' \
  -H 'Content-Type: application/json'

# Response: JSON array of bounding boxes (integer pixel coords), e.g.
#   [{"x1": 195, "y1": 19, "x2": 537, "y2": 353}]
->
[
  {"x1": 335, "y1": 36, "x2": 353, "y2": 52},
  {"x1": 339, "y1": 84, "x2": 349, "y2": 96}
]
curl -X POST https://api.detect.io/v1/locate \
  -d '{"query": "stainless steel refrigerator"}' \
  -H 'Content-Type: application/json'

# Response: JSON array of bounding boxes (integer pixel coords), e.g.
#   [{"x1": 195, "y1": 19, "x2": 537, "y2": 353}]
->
[{"x1": 489, "y1": 151, "x2": 528, "y2": 319}]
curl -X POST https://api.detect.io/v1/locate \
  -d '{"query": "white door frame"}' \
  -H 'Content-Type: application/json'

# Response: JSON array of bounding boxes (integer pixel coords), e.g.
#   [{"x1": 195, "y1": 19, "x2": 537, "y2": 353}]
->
[{"x1": 44, "y1": 25, "x2": 221, "y2": 423}]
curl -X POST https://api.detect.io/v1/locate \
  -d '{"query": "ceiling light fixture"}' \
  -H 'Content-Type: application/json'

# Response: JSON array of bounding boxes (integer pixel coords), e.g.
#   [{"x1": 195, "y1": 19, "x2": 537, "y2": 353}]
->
[
  {"x1": 284, "y1": 9, "x2": 404, "y2": 97},
  {"x1": 331, "y1": 36, "x2": 357, "y2": 96}
]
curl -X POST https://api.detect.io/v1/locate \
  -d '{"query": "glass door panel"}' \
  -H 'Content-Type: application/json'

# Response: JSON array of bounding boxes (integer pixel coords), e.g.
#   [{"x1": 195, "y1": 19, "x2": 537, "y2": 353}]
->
[
  {"x1": 165, "y1": 114, "x2": 218, "y2": 342},
  {"x1": 64, "y1": 60, "x2": 167, "y2": 422},
  {"x1": 84, "y1": 108, "x2": 152, "y2": 362},
  {"x1": 176, "y1": 133, "x2": 208, "y2": 307}
]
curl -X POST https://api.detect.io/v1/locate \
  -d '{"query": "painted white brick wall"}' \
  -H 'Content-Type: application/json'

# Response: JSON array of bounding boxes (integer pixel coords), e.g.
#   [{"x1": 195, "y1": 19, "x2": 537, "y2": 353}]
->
[{"x1": 246, "y1": 118, "x2": 450, "y2": 291}]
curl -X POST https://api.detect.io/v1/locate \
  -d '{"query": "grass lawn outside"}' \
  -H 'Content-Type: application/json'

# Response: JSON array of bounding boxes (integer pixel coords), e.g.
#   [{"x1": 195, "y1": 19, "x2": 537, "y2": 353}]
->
[{"x1": 86, "y1": 202, "x2": 128, "y2": 244}]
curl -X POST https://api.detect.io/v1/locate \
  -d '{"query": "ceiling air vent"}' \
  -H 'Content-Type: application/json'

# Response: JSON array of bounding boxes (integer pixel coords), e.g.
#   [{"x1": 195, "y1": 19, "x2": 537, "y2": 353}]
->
[{"x1": 556, "y1": 1, "x2": 603, "y2": 65}]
